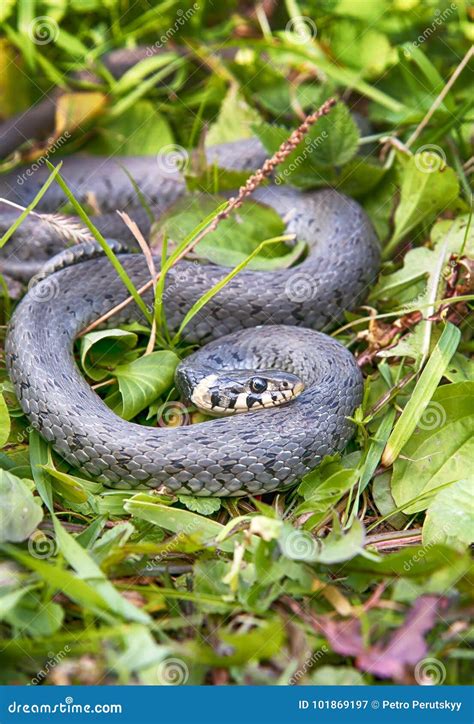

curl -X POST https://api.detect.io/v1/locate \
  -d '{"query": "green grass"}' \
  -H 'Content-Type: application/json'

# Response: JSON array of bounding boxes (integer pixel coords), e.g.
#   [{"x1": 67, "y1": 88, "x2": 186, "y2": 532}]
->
[{"x1": 0, "y1": 0, "x2": 473, "y2": 687}]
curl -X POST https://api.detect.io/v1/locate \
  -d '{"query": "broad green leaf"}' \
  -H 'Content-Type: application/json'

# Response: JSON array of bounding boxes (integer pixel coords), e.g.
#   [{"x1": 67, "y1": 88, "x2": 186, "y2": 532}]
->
[
  {"x1": 347, "y1": 544, "x2": 464, "y2": 578},
  {"x1": 445, "y1": 353, "x2": 474, "y2": 383},
  {"x1": 155, "y1": 195, "x2": 300, "y2": 270},
  {"x1": 385, "y1": 153, "x2": 459, "y2": 255},
  {"x1": 279, "y1": 516, "x2": 364, "y2": 564},
  {"x1": 80, "y1": 328, "x2": 139, "y2": 381},
  {"x1": 382, "y1": 323, "x2": 461, "y2": 467},
  {"x1": 370, "y1": 247, "x2": 433, "y2": 303},
  {"x1": 0, "y1": 470, "x2": 43, "y2": 542},
  {"x1": 327, "y1": 22, "x2": 395, "y2": 79},
  {"x1": 391, "y1": 381, "x2": 474, "y2": 513},
  {"x1": 430, "y1": 213, "x2": 474, "y2": 257},
  {"x1": 423, "y1": 479, "x2": 474, "y2": 550},
  {"x1": 255, "y1": 102, "x2": 360, "y2": 186},
  {"x1": 0, "y1": 392, "x2": 11, "y2": 447},
  {"x1": 192, "y1": 618, "x2": 285, "y2": 666},
  {"x1": 374, "y1": 213, "x2": 473, "y2": 305},
  {"x1": 335, "y1": 157, "x2": 387, "y2": 197},
  {"x1": 41, "y1": 465, "x2": 100, "y2": 503},
  {"x1": 116, "y1": 625, "x2": 170, "y2": 674},
  {"x1": 178, "y1": 495, "x2": 221, "y2": 515},
  {"x1": 125, "y1": 493, "x2": 234, "y2": 552},
  {"x1": 295, "y1": 468, "x2": 358, "y2": 528},
  {"x1": 335, "y1": 0, "x2": 389, "y2": 21},
  {"x1": 5, "y1": 594, "x2": 64, "y2": 637},
  {"x1": 315, "y1": 517, "x2": 365, "y2": 564},
  {"x1": 2, "y1": 544, "x2": 113, "y2": 617},
  {"x1": 29, "y1": 430, "x2": 57, "y2": 514},
  {"x1": 372, "y1": 471, "x2": 408, "y2": 529},
  {"x1": 0, "y1": 586, "x2": 36, "y2": 619},
  {"x1": 206, "y1": 86, "x2": 262, "y2": 146},
  {"x1": 86, "y1": 100, "x2": 174, "y2": 156},
  {"x1": 51, "y1": 517, "x2": 150, "y2": 624},
  {"x1": 113, "y1": 350, "x2": 179, "y2": 420},
  {"x1": 305, "y1": 102, "x2": 360, "y2": 167}
]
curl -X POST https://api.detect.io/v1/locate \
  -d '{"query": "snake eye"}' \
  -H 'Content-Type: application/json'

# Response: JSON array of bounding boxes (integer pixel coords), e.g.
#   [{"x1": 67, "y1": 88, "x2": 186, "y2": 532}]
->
[{"x1": 250, "y1": 377, "x2": 268, "y2": 393}]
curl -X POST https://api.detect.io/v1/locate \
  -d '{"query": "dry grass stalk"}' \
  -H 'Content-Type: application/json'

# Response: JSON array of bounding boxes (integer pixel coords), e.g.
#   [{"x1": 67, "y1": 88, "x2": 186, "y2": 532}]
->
[
  {"x1": 79, "y1": 97, "x2": 337, "y2": 336},
  {"x1": 116, "y1": 210, "x2": 157, "y2": 354}
]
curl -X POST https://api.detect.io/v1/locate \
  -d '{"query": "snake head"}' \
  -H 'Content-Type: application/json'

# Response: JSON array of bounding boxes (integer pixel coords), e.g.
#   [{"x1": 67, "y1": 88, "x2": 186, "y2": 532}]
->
[{"x1": 184, "y1": 369, "x2": 305, "y2": 416}]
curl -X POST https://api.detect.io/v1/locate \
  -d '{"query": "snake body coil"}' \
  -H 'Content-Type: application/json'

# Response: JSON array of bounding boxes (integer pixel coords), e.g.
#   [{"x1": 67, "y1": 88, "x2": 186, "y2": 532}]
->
[{"x1": 4, "y1": 141, "x2": 380, "y2": 496}]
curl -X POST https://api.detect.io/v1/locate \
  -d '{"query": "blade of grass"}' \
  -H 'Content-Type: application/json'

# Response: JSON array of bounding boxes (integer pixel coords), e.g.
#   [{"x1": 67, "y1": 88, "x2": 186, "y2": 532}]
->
[
  {"x1": 382, "y1": 322, "x2": 461, "y2": 467},
  {"x1": 347, "y1": 407, "x2": 397, "y2": 527},
  {"x1": 0, "y1": 163, "x2": 63, "y2": 248},
  {"x1": 108, "y1": 57, "x2": 184, "y2": 119},
  {"x1": 171, "y1": 235, "x2": 294, "y2": 344},
  {"x1": 29, "y1": 432, "x2": 150, "y2": 623},
  {"x1": 1, "y1": 543, "x2": 116, "y2": 621},
  {"x1": 117, "y1": 164, "x2": 155, "y2": 223},
  {"x1": 45, "y1": 161, "x2": 153, "y2": 325}
]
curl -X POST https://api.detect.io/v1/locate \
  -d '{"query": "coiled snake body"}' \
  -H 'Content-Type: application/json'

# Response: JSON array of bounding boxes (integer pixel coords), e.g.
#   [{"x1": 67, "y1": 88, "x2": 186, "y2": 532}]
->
[{"x1": 3, "y1": 140, "x2": 380, "y2": 496}]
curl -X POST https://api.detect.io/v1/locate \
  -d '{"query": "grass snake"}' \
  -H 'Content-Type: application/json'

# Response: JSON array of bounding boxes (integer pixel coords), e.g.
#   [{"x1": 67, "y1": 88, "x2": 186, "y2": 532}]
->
[{"x1": 4, "y1": 140, "x2": 380, "y2": 496}]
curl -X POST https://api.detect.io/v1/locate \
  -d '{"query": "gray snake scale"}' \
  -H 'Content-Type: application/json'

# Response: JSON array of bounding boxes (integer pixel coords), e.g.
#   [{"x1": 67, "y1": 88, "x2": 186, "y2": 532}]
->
[{"x1": 3, "y1": 139, "x2": 380, "y2": 496}]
